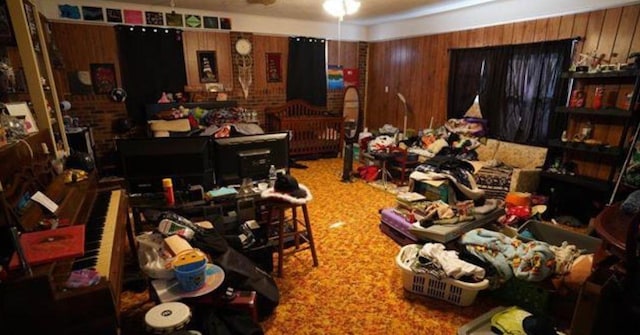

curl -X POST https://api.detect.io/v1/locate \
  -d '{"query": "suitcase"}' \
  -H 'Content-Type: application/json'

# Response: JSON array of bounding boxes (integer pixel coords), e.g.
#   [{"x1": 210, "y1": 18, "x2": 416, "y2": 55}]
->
[{"x1": 380, "y1": 208, "x2": 419, "y2": 245}]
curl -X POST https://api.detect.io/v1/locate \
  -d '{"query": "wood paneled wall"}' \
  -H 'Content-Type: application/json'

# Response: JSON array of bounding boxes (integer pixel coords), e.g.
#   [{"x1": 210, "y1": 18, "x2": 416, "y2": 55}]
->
[
  {"x1": 49, "y1": 23, "x2": 121, "y2": 97},
  {"x1": 182, "y1": 30, "x2": 233, "y2": 89},
  {"x1": 366, "y1": 5, "x2": 640, "y2": 135}
]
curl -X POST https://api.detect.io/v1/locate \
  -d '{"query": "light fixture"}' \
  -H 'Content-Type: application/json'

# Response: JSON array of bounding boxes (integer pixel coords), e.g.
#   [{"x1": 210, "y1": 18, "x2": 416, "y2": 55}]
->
[{"x1": 323, "y1": 0, "x2": 361, "y2": 20}]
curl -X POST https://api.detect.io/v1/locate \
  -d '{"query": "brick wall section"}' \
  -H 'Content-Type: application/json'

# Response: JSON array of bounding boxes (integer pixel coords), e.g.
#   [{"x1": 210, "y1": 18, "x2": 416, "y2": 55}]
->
[{"x1": 65, "y1": 95, "x2": 127, "y2": 169}]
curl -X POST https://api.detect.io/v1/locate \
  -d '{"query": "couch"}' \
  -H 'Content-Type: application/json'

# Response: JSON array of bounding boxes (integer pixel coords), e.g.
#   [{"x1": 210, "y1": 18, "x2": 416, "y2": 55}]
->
[{"x1": 472, "y1": 139, "x2": 548, "y2": 198}]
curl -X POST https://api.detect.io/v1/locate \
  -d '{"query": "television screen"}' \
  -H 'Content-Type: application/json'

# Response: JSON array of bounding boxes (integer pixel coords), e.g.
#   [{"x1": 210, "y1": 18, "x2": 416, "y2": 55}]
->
[
  {"x1": 116, "y1": 136, "x2": 213, "y2": 194},
  {"x1": 213, "y1": 132, "x2": 289, "y2": 186}
]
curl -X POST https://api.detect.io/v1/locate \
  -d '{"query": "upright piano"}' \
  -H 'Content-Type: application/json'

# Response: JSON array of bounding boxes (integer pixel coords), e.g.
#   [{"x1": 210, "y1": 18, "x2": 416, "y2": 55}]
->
[{"x1": 0, "y1": 131, "x2": 130, "y2": 335}]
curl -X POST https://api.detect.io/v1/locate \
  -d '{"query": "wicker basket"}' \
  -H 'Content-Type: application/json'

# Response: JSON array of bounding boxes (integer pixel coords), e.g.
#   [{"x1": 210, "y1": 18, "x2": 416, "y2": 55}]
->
[{"x1": 396, "y1": 244, "x2": 489, "y2": 306}]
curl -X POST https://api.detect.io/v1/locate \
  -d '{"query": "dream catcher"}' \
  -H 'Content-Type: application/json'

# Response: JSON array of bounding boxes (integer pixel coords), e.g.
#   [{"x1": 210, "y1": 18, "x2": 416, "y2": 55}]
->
[
  {"x1": 238, "y1": 55, "x2": 253, "y2": 100},
  {"x1": 235, "y1": 38, "x2": 253, "y2": 99}
]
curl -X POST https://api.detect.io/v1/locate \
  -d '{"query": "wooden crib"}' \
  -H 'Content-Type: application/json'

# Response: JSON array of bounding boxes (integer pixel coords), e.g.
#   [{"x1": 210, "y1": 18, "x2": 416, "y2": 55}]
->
[{"x1": 264, "y1": 100, "x2": 344, "y2": 158}]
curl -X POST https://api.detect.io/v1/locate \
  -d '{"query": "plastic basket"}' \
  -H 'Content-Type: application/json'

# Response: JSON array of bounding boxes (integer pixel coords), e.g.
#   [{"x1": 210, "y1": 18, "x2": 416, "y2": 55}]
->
[{"x1": 395, "y1": 244, "x2": 489, "y2": 306}]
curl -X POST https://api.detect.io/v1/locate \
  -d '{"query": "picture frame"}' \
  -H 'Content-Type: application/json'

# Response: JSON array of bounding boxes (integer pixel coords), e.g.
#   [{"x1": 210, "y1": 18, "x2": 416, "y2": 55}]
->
[
  {"x1": 82, "y1": 6, "x2": 104, "y2": 21},
  {"x1": 23, "y1": 1, "x2": 40, "y2": 52},
  {"x1": 266, "y1": 53, "x2": 282, "y2": 82},
  {"x1": 145, "y1": 11, "x2": 163, "y2": 26},
  {"x1": 106, "y1": 8, "x2": 122, "y2": 23},
  {"x1": 90, "y1": 63, "x2": 116, "y2": 94},
  {"x1": 197, "y1": 51, "x2": 218, "y2": 83},
  {"x1": 6, "y1": 102, "x2": 38, "y2": 134},
  {"x1": 166, "y1": 12, "x2": 183, "y2": 27}
]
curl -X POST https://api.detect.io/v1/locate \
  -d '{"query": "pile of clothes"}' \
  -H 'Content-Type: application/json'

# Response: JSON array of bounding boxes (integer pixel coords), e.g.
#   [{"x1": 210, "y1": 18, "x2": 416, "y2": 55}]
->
[{"x1": 459, "y1": 228, "x2": 590, "y2": 289}]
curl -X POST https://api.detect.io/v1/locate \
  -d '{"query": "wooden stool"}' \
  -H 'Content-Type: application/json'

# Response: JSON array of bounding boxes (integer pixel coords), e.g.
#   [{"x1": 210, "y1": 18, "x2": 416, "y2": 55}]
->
[{"x1": 267, "y1": 201, "x2": 319, "y2": 277}]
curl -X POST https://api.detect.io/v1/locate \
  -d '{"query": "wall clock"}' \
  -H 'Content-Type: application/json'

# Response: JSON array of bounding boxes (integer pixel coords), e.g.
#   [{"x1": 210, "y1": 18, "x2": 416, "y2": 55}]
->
[{"x1": 235, "y1": 38, "x2": 252, "y2": 55}]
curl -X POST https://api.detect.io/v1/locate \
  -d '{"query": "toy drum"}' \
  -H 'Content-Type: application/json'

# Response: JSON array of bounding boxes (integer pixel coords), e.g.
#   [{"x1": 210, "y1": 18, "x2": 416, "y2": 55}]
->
[{"x1": 145, "y1": 302, "x2": 192, "y2": 334}]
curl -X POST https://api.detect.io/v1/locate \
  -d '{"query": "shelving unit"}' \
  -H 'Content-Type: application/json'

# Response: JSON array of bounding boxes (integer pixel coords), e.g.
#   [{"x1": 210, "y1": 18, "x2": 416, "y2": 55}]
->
[
  {"x1": 6, "y1": 0, "x2": 67, "y2": 157},
  {"x1": 540, "y1": 65, "x2": 640, "y2": 222}
]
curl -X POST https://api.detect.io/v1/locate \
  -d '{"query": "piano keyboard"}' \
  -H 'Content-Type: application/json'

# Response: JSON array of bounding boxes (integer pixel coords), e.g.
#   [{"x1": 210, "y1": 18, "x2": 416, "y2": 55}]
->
[{"x1": 72, "y1": 189, "x2": 122, "y2": 278}]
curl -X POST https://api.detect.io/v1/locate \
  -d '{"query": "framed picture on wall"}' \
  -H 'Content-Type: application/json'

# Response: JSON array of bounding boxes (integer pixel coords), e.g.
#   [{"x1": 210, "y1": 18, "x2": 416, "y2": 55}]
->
[
  {"x1": 23, "y1": 1, "x2": 40, "y2": 52},
  {"x1": 197, "y1": 51, "x2": 218, "y2": 83},
  {"x1": 90, "y1": 63, "x2": 116, "y2": 94},
  {"x1": 266, "y1": 53, "x2": 282, "y2": 82}
]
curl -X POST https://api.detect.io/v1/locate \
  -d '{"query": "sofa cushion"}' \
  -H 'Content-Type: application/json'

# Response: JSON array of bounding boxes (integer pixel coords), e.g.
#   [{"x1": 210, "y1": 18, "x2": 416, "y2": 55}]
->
[
  {"x1": 493, "y1": 141, "x2": 547, "y2": 169},
  {"x1": 475, "y1": 138, "x2": 500, "y2": 161}
]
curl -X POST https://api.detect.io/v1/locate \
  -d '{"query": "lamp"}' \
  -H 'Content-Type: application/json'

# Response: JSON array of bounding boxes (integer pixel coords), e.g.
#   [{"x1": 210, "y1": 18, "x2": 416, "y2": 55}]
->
[
  {"x1": 397, "y1": 93, "x2": 408, "y2": 139},
  {"x1": 323, "y1": 0, "x2": 361, "y2": 20}
]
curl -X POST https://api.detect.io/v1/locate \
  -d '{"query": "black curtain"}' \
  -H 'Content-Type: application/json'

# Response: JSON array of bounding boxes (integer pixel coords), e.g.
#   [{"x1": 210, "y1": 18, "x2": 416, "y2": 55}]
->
[
  {"x1": 286, "y1": 37, "x2": 327, "y2": 106},
  {"x1": 115, "y1": 25, "x2": 187, "y2": 124},
  {"x1": 448, "y1": 39, "x2": 573, "y2": 145}
]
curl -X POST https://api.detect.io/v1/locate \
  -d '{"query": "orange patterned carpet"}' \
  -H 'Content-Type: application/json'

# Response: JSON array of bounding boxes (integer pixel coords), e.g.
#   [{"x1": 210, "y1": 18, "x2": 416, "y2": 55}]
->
[{"x1": 121, "y1": 158, "x2": 500, "y2": 334}]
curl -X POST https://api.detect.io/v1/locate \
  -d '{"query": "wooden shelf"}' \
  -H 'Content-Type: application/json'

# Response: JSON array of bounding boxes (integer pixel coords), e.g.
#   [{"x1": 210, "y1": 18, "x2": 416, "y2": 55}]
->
[
  {"x1": 562, "y1": 70, "x2": 639, "y2": 79},
  {"x1": 555, "y1": 106, "x2": 632, "y2": 117},
  {"x1": 540, "y1": 171, "x2": 611, "y2": 192},
  {"x1": 547, "y1": 139, "x2": 622, "y2": 157}
]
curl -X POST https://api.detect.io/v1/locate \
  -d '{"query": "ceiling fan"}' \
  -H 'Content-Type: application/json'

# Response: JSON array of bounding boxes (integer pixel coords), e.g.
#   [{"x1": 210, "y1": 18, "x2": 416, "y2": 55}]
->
[{"x1": 247, "y1": 0, "x2": 277, "y2": 4}]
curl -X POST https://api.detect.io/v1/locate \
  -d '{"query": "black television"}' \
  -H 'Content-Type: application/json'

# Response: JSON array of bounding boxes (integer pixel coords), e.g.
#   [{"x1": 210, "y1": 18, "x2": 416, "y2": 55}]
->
[
  {"x1": 116, "y1": 136, "x2": 214, "y2": 194},
  {"x1": 212, "y1": 132, "x2": 290, "y2": 186}
]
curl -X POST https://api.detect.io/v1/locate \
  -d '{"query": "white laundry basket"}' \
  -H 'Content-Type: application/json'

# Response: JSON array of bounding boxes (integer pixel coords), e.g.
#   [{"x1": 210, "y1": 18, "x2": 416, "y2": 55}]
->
[{"x1": 396, "y1": 244, "x2": 489, "y2": 306}]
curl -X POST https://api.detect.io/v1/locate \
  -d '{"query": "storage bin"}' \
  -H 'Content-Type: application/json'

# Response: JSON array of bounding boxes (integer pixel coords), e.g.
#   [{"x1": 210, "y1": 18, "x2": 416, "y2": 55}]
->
[
  {"x1": 396, "y1": 244, "x2": 489, "y2": 306},
  {"x1": 517, "y1": 220, "x2": 601, "y2": 253}
]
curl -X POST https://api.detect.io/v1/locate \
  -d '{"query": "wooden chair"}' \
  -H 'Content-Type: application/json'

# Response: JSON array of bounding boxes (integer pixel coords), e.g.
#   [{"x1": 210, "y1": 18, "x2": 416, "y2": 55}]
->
[{"x1": 387, "y1": 146, "x2": 420, "y2": 186}]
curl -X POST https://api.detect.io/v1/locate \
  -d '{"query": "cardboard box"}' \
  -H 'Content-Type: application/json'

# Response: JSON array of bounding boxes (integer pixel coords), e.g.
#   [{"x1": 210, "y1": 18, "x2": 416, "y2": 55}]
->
[{"x1": 409, "y1": 179, "x2": 456, "y2": 204}]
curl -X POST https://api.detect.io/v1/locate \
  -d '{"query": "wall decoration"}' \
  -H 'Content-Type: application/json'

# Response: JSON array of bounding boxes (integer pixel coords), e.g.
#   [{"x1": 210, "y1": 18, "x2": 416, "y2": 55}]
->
[
  {"x1": 106, "y1": 8, "x2": 122, "y2": 23},
  {"x1": 6, "y1": 102, "x2": 38, "y2": 134},
  {"x1": 197, "y1": 51, "x2": 218, "y2": 83},
  {"x1": 266, "y1": 53, "x2": 282, "y2": 83},
  {"x1": 203, "y1": 16, "x2": 219, "y2": 29},
  {"x1": 0, "y1": 1, "x2": 15, "y2": 45},
  {"x1": 343, "y1": 68, "x2": 359, "y2": 87},
  {"x1": 185, "y1": 15, "x2": 201, "y2": 28},
  {"x1": 68, "y1": 71, "x2": 92, "y2": 95},
  {"x1": 166, "y1": 12, "x2": 183, "y2": 27},
  {"x1": 23, "y1": 1, "x2": 40, "y2": 52},
  {"x1": 220, "y1": 17, "x2": 231, "y2": 30},
  {"x1": 145, "y1": 11, "x2": 163, "y2": 26},
  {"x1": 90, "y1": 63, "x2": 116, "y2": 94},
  {"x1": 82, "y1": 6, "x2": 103, "y2": 21},
  {"x1": 124, "y1": 10, "x2": 143, "y2": 24},
  {"x1": 59, "y1": 4, "x2": 81, "y2": 19},
  {"x1": 327, "y1": 65, "x2": 344, "y2": 90}
]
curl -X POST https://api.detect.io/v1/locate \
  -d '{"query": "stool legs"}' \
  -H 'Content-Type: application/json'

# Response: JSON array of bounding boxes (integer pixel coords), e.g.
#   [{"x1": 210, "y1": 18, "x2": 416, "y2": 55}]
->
[
  {"x1": 302, "y1": 204, "x2": 319, "y2": 267},
  {"x1": 269, "y1": 203, "x2": 319, "y2": 277}
]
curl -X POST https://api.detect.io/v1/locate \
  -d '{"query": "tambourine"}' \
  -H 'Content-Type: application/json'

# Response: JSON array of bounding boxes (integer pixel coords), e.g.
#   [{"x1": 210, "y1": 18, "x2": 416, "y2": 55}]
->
[{"x1": 145, "y1": 302, "x2": 191, "y2": 334}]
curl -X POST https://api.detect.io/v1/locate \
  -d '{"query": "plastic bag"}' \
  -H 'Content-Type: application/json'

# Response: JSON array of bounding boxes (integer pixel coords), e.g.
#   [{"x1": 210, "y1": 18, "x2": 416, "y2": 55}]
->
[{"x1": 136, "y1": 232, "x2": 175, "y2": 279}]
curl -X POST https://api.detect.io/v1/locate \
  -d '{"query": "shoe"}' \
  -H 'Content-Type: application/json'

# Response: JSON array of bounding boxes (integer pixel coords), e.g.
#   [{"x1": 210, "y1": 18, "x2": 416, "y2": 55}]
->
[{"x1": 157, "y1": 219, "x2": 195, "y2": 240}]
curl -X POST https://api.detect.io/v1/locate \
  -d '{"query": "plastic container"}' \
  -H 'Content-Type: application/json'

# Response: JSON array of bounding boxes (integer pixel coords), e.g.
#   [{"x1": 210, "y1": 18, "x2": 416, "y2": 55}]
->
[
  {"x1": 162, "y1": 178, "x2": 175, "y2": 205},
  {"x1": 396, "y1": 244, "x2": 489, "y2": 306},
  {"x1": 457, "y1": 306, "x2": 509, "y2": 335},
  {"x1": 517, "y1": 220, "x2": 601, "y2": 253},
  {"x1": 174, "y1": 261, "x2": 207, "y2": 292}
]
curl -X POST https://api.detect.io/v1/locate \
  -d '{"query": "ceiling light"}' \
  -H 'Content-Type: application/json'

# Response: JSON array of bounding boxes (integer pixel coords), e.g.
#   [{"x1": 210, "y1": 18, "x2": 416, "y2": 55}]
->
[{"x1": 323, "y1": 0, "x2": 361, "y2": 19}]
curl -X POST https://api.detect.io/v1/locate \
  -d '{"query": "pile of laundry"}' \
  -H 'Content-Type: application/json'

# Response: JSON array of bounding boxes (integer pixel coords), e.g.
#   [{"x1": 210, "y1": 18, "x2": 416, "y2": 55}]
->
[
  {"x1": 459, "y1": 228, "x2": 590, "y2": 289},
  {"x1": 409, "y1": 242, "x2": 486, "y2": 283}
]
